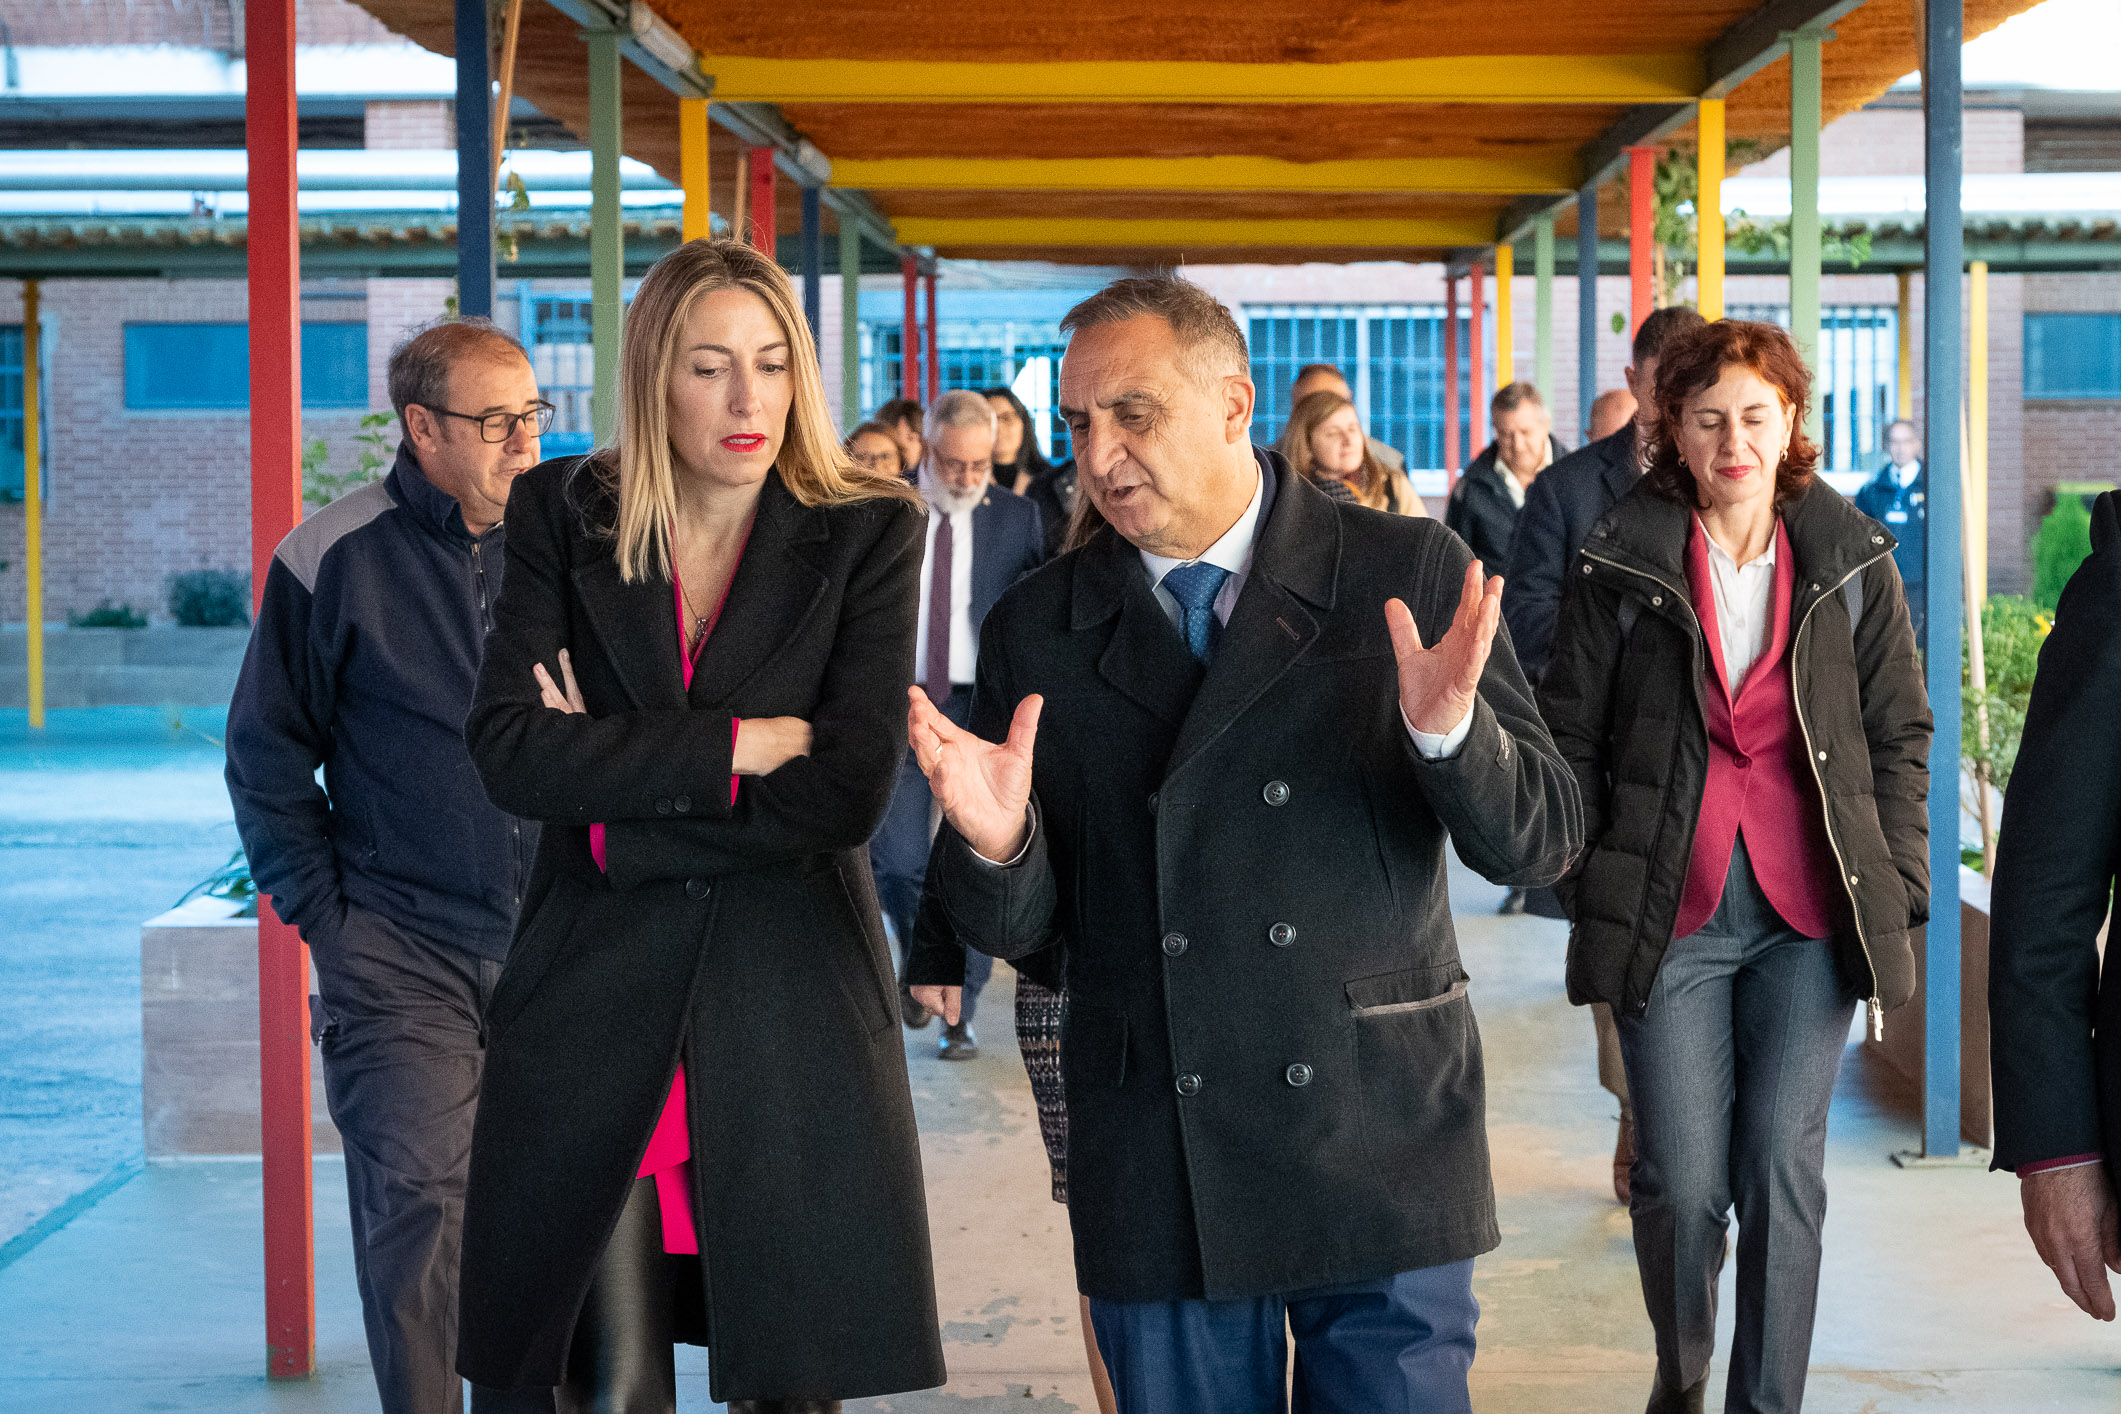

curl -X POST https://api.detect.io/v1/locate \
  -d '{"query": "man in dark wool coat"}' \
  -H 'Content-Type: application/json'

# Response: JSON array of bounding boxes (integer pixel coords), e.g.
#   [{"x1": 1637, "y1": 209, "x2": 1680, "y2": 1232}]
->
[{"x1": 903, "y1": 275, "x2": 1582, "y2": 1414}]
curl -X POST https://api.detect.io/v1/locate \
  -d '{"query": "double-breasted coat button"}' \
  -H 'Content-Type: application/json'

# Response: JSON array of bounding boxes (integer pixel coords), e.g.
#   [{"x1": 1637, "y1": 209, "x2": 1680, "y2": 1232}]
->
[
  {"x1": 655, "y1": 797, "x2": 673, "y2": 815},
  {"x1": 1286, "y1": 1062, "x2": 1313, "y2": 1087},
  {"x1": 1147, "y1": 791, "x2": 1160, "y2": 814},
  {"x1": 1162, "y1": 932, "x2": 1189, "y2": 957},
  {"x1": 1268, "y1": 922, "x2": 1297, "y2": 948},
  {"x1": 1262, "y1": 780, "x2": 1291, "y2": 807},
  {"x1": 1175, "y1": 1073, "x2": 1202, "y2": 1097},
  {"x1": 673, "y1": 795, "x2": 691, "y2": 814},
  {"x1": 684, "y1": 878, "x2": 709, "y2": 900}
]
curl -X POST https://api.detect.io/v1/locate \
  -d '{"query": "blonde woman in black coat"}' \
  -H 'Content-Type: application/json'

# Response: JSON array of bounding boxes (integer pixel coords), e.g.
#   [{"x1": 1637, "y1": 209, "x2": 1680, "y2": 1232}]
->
[{"x1": 458, "y1": 239, "x2": 943, "y2": 1412}]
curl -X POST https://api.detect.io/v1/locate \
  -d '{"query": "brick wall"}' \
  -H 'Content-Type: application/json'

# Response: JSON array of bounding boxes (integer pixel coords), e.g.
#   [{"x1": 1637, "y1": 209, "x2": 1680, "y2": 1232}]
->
[
  {"x1": 2020, "y1": 272, "x2": 2121, "y2": 575},
  {"x1": 363, "y1": 101, "x2": 454, "y2": 151},
  {"x1": 1737, "y1": 104, "x2": 2024, "y2": 178}
]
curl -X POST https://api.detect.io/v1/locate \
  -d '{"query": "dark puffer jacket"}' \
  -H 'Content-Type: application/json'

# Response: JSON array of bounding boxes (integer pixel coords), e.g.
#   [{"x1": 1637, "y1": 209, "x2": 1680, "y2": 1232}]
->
[{"x1": 1538, "y1": 477, "x2": 1933, "y2": 1024}]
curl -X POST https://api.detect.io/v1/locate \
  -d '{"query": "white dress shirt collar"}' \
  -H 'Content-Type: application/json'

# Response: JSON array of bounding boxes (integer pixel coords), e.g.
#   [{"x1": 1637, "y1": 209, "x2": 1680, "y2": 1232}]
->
[
  {"x1": 1697, "y1": 515, "x2": 1779, "y2": 695},
  {"x1": 1139, "y1": 466, "x2": 1265, "y2": 627}
]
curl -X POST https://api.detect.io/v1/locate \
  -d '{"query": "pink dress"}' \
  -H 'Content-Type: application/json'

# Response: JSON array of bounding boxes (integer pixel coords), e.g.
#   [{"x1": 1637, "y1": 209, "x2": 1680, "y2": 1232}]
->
[{"x1": 587, "y1": 541, "x2": 747, "y2": 1255}]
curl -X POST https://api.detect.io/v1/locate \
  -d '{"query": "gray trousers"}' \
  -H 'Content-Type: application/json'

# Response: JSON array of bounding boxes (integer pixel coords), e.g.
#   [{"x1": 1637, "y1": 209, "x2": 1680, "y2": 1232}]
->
[
  {"x1": 312, "y1": 904, "x2": 503, "y2": 1414},
  {"x1": 1616, "y1": 839, "x2": 1855, "y2": 1414}
]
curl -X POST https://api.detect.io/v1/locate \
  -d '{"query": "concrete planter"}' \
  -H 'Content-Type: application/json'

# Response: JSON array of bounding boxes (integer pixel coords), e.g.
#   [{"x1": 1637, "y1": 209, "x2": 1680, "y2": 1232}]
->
[
  {"x1": 2, "y1": 624, "x2": 252, "y2": 708},
  {"x1": 1863, "y1": 864, "x2": 1992, "y2": 1149},
  {"x1": 141, "y1": 895, "x2": 340, "y2": 1157}
]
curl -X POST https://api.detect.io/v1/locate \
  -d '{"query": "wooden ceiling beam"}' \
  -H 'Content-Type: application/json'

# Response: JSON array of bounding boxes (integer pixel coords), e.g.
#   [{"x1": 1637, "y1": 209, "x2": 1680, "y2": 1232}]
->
[
  {"x1": 833, "y1": 153, "x2": 1582, "y2": 196},
  {"x1": 699, "y1": 53, "x2": 1705, "y2": 106}
]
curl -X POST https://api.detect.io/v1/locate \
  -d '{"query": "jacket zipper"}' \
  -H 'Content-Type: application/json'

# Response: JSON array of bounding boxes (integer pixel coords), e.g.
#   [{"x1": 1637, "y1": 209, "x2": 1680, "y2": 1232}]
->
[
  {"x1": 471, "y1": 537, "x2": 527, "y2": 906},
  {"x1": 1789, "y1": 552, "x2": 1893, "y2": 1041}
]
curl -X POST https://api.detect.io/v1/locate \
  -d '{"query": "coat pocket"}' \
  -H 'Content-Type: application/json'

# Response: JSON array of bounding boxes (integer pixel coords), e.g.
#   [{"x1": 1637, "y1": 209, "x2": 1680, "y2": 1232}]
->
[
  {"x1": 485, "y1": 876, "x2": 589, "y2": 1039},
  {"x1": 1061, "y1": 1001, "x2": 1128, "y2": 1090},
  {"x1": 1346, "y1": 963, "x2": 1489, "y2": 1211},
  {"x1": 1345, "y1": 962, "x2": 1469, "y2": 1015}
]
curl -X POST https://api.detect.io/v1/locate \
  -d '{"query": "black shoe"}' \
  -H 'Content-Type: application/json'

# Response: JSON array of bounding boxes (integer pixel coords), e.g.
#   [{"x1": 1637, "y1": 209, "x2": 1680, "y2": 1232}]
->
[
  {"x1": 1497, "y1": 888, "x2": 1528, "y2": 915},
  {"x1": 900, "y1": 991, "x2": 933, "y2": 1030},
  {"x1": 937, "y1": 1022, "x2": 979, "y2": 1060}
]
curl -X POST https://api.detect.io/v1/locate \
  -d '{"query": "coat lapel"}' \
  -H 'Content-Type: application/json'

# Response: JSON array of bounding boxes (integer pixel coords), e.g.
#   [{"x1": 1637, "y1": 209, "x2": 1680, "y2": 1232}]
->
[
  {"x1": 689, "y1": 473, "x2": 830, "y2": 708},
  {"x1": 1072, "y1": 528, "x2": 1203, "y2": 727},
  {"x1": 1164, "y1": 464, "x2": 1337, "y2": 782},
  {"x1": 572, "y1": 555, "x2": 687, "y2": 711}
]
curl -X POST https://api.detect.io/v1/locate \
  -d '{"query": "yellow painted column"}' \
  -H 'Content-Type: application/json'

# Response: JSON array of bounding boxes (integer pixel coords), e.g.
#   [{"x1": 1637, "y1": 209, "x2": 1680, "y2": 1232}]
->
[
  {"x1": 22, "y1": 280, "x2": 40, "y2": 730},
  {"x1": 1897, "y1": 268, "x2": 1914, "y2": 417},
  {"x1": 680, "y1": 98, "x2": 712, "y2": 242},
  {"x1": 1494, "y1": 244, "x2": 1514, "y2": 387},
  {"x1": 1696, "y1": 98, "x2": 1725, "y2": 320},
  {"x1": 1969, "y1": 260, "x2": 1989, "y2": 604}
]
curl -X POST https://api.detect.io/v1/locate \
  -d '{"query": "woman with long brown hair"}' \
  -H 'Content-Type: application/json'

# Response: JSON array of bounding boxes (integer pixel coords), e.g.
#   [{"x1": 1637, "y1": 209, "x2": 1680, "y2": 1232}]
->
[
  {"x1": 458, "y1": 238, "x2": 943, "y2": 1412},
  {"x1": 1276, "y1": 388, "x2": 1426, "y2": 515}
]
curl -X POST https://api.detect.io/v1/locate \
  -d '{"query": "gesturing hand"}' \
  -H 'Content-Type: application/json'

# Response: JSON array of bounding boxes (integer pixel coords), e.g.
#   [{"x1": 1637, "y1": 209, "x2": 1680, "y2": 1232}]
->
[
  {"x1": 907, "y1": 686, "x2": 1042, "y2": 863},
  {"x1": 2023, "y1": 1163, "x2": 2121, "y2": 1320},
  {"x1": 532, "y1": 649, "x2": 587, "y2": 715},
  {"x1": 1386, "y1": 559, "x2": 1503, "y2": 737}
]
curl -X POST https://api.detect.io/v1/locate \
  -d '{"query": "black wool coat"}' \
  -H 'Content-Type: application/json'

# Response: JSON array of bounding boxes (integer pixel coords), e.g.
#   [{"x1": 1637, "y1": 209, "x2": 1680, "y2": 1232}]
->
[
  {"x1": 1443, "y1": 436, "x2": 1569, "y2": 570},
  {"x1": 1538, "y1": 478, "x2": 1933, "y2": 1021},
  {"x1": 919, "y1": 453, "x2": 1582, "y2": 1303},
  {"x1": 457, "y1": 459, "x2": 946, "y2": 1403},
  {"x1": 1990, "y1": 492, "x2": 2121, "y2": 1180},
  {"x1": 1501, "y1": 425, "x2": 1639, "y2": 685}
]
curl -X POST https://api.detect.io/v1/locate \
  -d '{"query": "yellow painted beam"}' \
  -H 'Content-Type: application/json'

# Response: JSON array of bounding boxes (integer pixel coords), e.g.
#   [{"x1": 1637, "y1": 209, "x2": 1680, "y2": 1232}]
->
[
  {"x1": 892, "y1": 216, "x2": 1495, "y2": 249},
  {"x1": 831, "y1": 153, "x2": 1581, "y2": 195},
  {"x1": 703, "y1": 52, "x2": 1704, "y2": 105}
]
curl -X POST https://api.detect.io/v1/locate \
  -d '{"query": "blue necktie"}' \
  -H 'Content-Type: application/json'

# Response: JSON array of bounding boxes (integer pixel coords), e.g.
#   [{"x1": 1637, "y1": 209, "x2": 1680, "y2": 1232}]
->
[{"x1": 1161, "y1": 561, "x2": 1231, "y2": 664}]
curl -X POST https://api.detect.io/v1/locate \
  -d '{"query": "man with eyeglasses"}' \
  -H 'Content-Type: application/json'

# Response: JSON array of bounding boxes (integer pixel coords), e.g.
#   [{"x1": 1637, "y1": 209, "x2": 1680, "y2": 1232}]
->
[
  {"x1": 226, "y1": 317, "x2": 548, "y2": 1414},
  {"x1": 869, "y1": 388, "x2": 1045, "y2": 1058}
]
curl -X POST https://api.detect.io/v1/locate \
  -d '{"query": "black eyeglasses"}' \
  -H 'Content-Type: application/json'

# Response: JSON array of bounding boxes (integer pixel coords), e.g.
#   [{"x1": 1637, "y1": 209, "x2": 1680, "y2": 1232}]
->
[{"x1": 427, "y1": 402, "x2": 557, "y2": 443}]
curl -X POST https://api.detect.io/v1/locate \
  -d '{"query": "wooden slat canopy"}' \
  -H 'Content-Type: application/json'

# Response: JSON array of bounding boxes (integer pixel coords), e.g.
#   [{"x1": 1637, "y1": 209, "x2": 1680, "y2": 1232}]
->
[{"x1": 355, "y1": 0, "x2": 2043, "y2": 265}]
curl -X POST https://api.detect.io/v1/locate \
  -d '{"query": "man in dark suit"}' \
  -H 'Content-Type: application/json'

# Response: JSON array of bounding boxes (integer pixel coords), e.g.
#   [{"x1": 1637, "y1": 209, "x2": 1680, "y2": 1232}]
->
[
  {"x1": 1443, "y1": 382, "x2": 1566, "y2": 569},
  {"x1": 1852, "y1": 419, "x2": 1925, "y2": 641},
  {"x1": 870, "y1": 388, "x2": 1044, "y2": 1058},
  {"x1": 1496, "y1": 304, "x2": 1703, "y2": 1201},
  {"x1": 904, "y1": 276, "x2": 1580, "y2": 1413},
  {"x1": 1990, "y1": 488, "x2": 2121, "y2": 1322}
]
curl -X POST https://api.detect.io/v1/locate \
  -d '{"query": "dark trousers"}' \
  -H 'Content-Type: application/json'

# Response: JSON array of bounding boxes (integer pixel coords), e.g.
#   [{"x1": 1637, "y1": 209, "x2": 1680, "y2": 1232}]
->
[
  {"x1": 312, "y1": 905, "x2": 504, "y2": 1414},
  {"x1": 1086, "y1": 1262, "x2": 1478, "y2": 1414},
  {"x1": 1617, "y1": 838, "x2": 1855, "y2": 1414},
  {"x1": 869, "y1": 685, "x2": 992, "y2": 1023}
]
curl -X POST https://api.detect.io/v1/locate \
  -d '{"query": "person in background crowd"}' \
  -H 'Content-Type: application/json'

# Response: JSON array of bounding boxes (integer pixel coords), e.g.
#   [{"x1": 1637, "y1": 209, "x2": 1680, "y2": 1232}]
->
[
  {"x1": 456, "y1": 238, "x2": 943, "y2": 1413},
  {"x1": 876, "y1": 396, "x2": 925, "y2": 477},
  {"x1": 846, "y1": 419, "x2": 906, "y2": 479},
  {"x1": 1499, "y1": 304, "x2": 1706, "y2": 1199},
  {"x1": 1291, "y1": 361, "x2": 1408, "y2": 473},
  {"x1": 225, "y1": 317, "x2": 550, "y2": 1414},
  {"x1": 1989, "y1": 488, "x2": 2121, "y2": 1325},
  {"x1": 873, "y1": 389, "x2": 1045, "y2": 1059},
  {"x1": 1852, "y1": 419, "x2": 1925, "y2": 639},
  {"x1": 1445, "y1": 382, "x2": 1566, "y2": 569},
  {"x1": 907, "y1": 274, "x2": 1579, "y2": 1414},
  {"x1": 1540, "y1": 319, "x2": 1930, "y2": 1414},
  {"x1": 1277, "y1": 388, "x2": 1427, "y2": 515},
  {"x1": 987, "y1": 384, "x2": 1079, "y2": 557},
  {"x1": 1589, "y1": 387, "x2": 1638, "y2": 442}
]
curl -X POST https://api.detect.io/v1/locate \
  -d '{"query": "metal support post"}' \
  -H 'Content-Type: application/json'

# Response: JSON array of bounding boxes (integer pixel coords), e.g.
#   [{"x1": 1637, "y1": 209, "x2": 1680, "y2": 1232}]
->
[
  {"x1": 586, "y1": 25, "x2": 623, "y2": 444},
  {"x1": 454, "y1": 0, "x2": 495, "y2": 319},
  {"x1": 1897, "y1": 268, "x2": 1914, "y2": 416},
  {"x1": 246, "y1": 0, "x2": 314, "y2": 1378},
  {"x1": 1969, "y1": 260, "x2": 1988, "y2": 604},
  {"x1": 801, "y1": 184, "x2": 822, "y2": 345},
  {"x1": 1697, "y1": 99, "x2": 1726, "y2": 320},
  {"x1": 841, "y1": 222, "x2": 862, "y2": 428},
  {"x1": 1788, "y1": 27, "x2": 1827, "y2": 443},
  {"x1": 1919, "y1": 0, "x2": 1965, "y2": 1163},
  {"x1": 22, "y1": 280, "x2": 40, "y2": 731},
  {"x1": 1494, "y1": 244, "x2": 1514, "y2": 389},
  {"x1": 1443, "y1": 274, "x2": 1459, "y2": 482},
  {"x1": 1628, "y1": 146, "x2": 1654, "y2": 335},
  {"x1": 680, "y1": 97, "x2": 711, "y2": 242},
  {"x1": 1469, "y1": 260, "x2": 1486, "y2": 456},
  {"x1": 748, "y1": 146, "x2": 776, "y2": 256},
  {"x1": 1533, "y1": 215, "x2": 1554, "y2": 399},
  {"x1": 1578, "y1": 186, "x2": 1599, "y2": 441},
  {"x1": 900, "y1": 255, "x2": 919, "y2": 400},
  {"x1": 924, "y1": 270, "x2": 940, "y2": 404}
]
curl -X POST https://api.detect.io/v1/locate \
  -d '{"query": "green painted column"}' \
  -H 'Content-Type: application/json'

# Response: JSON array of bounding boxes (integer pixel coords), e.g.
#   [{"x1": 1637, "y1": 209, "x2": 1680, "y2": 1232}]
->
[
  {"x1": 841, "y1": 221, "x2": 861, "y2": 430},
  {"x1": 1787, "y1": 27, "x2": 1828, "y2": 443},
  {"x1": 587, "y1": 26, "x2": 624, "y2": 445},
  {"x1": 1533, "y1": 213, "x2": 1555, "y2": 399}
]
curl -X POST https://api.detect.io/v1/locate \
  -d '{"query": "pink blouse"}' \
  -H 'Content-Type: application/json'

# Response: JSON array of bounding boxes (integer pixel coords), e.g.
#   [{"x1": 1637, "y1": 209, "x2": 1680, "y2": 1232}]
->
[{"x1": 587, "y1": 538, "x2": 748, "y2": 1255}]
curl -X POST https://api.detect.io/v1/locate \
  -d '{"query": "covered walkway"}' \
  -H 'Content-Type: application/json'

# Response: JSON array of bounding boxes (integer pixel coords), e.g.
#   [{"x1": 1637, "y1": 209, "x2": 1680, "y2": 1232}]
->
[{"x1": 1, "y1": 854, "x2": 2109, "y2": 1412}]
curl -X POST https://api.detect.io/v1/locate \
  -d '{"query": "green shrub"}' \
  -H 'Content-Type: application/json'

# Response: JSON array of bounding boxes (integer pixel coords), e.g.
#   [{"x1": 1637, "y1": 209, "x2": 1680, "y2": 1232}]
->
[
  {"x1": 166, "y1": 568, "x2": 251, "y2": 627},
  {"x1": 69, "y1": 599, "x2": 146, "y2": 628},
  {"x1": 2032, "y1": 494, "x2": 2095, "y2": 610}
]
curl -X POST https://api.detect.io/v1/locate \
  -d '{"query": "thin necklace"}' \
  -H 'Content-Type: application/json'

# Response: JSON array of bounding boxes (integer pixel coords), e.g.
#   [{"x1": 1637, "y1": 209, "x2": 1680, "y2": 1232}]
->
[{"x1": 677, "y1": 573, "x2": 709, "y2": 654}]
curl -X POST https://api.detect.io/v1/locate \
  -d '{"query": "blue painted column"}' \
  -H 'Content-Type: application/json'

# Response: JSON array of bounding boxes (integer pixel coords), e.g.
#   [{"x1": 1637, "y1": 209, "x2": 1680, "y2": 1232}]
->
[
  {"x1": 1921, "y1": 0, "x2": 1964, "y2": 1159},
  {"x1": 801, "y1": 183, "x2": 823, "y2": 346},
  {"x1": 453, "y1": 0, "x2": 494, "y2": 318},
  {"x1": 1577, "y1": 186, "x2": 1598, "y2": 443}
]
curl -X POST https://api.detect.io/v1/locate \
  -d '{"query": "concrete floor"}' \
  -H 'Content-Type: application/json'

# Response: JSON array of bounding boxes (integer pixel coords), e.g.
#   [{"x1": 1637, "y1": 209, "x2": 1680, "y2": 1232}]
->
[{"x1": 0, "y1": 710, "x2": 2115, "y2": 1410}]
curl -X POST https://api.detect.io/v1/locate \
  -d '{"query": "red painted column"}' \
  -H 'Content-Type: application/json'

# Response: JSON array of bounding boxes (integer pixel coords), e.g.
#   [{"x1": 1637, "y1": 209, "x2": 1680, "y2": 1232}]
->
[
  {"x1": 1442, "y1": 275, "x2": 1460, "y2": 488},
  {"x1": 923, "y1": 270, "x2": 940, "y2": 404},
  {"x1": 1629, "y1": 145, "x2": 1655, "y2": 335},
  {"x1": 245, "y1": 0, "x2": 314, "y2": 1380},
  {"x1": 1469, "y1": 261, "x2": 1487, "y2": 457},
  {"x1": 900, "y1": 255, "x2": 919, "y2": 399},
  {"x1": 748, "y1": 145, "x2": 776, "y2": 256}
]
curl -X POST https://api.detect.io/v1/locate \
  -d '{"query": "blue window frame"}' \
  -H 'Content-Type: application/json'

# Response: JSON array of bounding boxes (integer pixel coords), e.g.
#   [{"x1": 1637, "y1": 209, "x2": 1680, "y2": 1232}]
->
[
  {"x1": 123, "y1": 321, "x2": 374, "y2": 410},
  {"x1": 1729, "y1": 303, "x2": 1901, "y2": 473},
  {"x1": 2026, "y1": 313, "x2": 2121, "y2": 399},
  {"x1": 521, "y1": 294, "x2": 600, "y2": 456},
  {"x1": 858, "y1": 321, "x2": 1075, "y2": 462},
  {"x1": 1245, "y1": 306, "x2": 1472, "y2": 473},
  {"x1": 0, "y1": 325, "x2": 29, "y2": 501}
]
